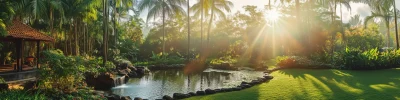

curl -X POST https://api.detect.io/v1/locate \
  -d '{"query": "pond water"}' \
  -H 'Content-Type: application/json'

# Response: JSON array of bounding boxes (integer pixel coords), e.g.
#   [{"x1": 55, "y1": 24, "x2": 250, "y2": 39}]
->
[{"x1": 111, "y1": 68, "x2": 263, "y2": 99}]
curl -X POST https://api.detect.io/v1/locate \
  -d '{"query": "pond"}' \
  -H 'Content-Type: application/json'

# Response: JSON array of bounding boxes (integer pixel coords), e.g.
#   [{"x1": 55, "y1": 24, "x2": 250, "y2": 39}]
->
[{"x1": 111, "y1": 68, "x2": 263, "y2": 99}]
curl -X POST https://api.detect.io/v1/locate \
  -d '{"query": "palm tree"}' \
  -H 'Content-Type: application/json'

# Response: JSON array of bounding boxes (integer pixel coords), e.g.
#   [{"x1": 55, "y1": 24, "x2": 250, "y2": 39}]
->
[
  {"x1": 187, "y1": 0, "x2": 191, "y2": 60},
  {"x1": 364, "y1": 0, "x2": 396, "y2": 48},
  {"x1": 394, "y1": 0, "x2": 399, "y2": 49},
  {"x1": 191, "y1": 0, "x2": 210, "y2": 55},
  {"x1": 138, "y1": 0, "x2": 186, "y2": 57},
  {"x1": 205, "y1": 0, "x2": 233, "y2": 49},
  {"x1": 335, "y1": 0, "x2": 351, "y2": 43},
  {"x1": 111, "y1": 0, "x2": 134, "y2": 48},
  {"x1": 103, "y1": 0, "x2": 109, "y2": 66}
]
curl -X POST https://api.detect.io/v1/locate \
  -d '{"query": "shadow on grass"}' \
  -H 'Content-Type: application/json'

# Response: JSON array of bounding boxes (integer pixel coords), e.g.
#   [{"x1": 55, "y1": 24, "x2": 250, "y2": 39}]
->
[{"x1": 278, "y1": 68, "x2": 400, "y2": 100}]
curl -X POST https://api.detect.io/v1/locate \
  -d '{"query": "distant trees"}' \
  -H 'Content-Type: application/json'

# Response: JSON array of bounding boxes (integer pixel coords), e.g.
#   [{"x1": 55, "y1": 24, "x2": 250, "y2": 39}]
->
[{"x1": 138, "y1": 0, "x2": 186, "y2": 57}]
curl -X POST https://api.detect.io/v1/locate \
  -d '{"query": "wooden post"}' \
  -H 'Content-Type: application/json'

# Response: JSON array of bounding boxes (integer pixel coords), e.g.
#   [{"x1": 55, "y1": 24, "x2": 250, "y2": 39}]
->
[
  {"x1": 37, "y1": 41, "x2": 40, "y2": 68},
  {"x1": 15, "y1": 39, "x2": 23, "y2": 72}
]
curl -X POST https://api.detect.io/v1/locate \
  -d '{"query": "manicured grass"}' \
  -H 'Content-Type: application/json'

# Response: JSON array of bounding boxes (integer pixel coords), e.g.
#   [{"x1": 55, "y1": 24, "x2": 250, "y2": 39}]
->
[{"x1": 186, "y1": 68, "x2": 400, "y2": 100}]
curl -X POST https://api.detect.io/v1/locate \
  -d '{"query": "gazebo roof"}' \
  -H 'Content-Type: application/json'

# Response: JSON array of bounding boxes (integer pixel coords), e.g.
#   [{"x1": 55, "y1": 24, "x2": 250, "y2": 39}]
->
[{"x1": 1, "y1": 20, "x2": 54, "y2": 42}]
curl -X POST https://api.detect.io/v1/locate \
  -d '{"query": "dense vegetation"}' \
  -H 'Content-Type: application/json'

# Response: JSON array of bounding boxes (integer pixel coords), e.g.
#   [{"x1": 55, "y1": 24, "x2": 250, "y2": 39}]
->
[{"x1": 1, "y1": 0, "x2": 400, "y2": 99}]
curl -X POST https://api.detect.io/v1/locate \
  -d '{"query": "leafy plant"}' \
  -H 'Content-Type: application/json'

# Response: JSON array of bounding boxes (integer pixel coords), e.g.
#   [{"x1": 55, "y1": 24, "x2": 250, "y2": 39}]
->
[
  {"x1": 0, "y1": 90, "x2": 47, "y2": 100},
  {"x1": 38, "y1": 50, "x2": 115, "y2": 92},
  {"x1": 276, "y1": 56, "x2": 332, "y2": 69},
  {"x1": 333, "y1": 48, "x2": 400, "y2": 70},
  {"x1": 0, "y1": 77, "x2": 5, "y2": 83}
]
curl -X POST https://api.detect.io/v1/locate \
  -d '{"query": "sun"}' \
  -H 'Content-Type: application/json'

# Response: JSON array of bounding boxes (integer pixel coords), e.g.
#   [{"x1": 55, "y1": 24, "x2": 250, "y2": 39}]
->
[{"x1": 265, "y1": 9, "x2": 281, "y2": 22}]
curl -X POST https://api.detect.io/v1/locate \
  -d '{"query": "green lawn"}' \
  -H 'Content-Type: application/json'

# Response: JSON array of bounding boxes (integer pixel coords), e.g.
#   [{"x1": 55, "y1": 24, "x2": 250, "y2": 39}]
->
[{"x1": 186, "y1": 68, "x2": 400, "y2": 100}]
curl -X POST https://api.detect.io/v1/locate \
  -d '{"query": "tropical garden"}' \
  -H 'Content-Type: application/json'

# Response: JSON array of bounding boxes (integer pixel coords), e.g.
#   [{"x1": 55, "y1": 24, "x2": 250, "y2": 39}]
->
[{"x1": 0, "y1": 0, "x2": 400, "y2": 100}]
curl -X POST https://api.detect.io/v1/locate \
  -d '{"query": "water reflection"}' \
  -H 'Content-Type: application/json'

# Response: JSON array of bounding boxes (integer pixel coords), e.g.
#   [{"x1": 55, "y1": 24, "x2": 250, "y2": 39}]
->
[{"x1": 111, "y1": 68, "x2": 262, "y2": 99}]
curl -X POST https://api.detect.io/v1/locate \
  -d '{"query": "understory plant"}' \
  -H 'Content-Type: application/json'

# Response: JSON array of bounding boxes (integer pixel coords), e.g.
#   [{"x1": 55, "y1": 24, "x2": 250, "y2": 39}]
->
[
  {"x1": 276, "y1": 56, "x2": 332, "y2": 69},
  {"x1": 0, "y1": 90, "x2": 47, "y2": 100},
  {"x1": 38, "y1": 50, "x2": 115, "y2": 94},
  {"x1": 0, "y1": 76, "x2": 5, "y2": 83},
  {"x1": 134, "y1": 51, "x2": 185, "y2": 66},
  {"x1": 334, "y1": 48, "x2": 400, "y2": 70}
]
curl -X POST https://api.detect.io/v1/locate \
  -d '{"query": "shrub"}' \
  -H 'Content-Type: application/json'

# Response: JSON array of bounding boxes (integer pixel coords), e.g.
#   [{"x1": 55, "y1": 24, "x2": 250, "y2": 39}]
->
[
  {"x1": 276, "y1": 56, "x2": 332, "y2": 69},
  {"x1": 0, "y1": 77, "x2": 5, "y2": 83},
  {"x1": 39, "y1": 50, "x2": 115, "y2": 92},
  {"x1": 0, "y1": 90, "x2": 47, "y2": 100},
  {"x1": 333, "y1": 48, "x2": 400, "y2": 70},
  {"x1": 134, "y1": 51, "x2": 185, "y2": 66}
]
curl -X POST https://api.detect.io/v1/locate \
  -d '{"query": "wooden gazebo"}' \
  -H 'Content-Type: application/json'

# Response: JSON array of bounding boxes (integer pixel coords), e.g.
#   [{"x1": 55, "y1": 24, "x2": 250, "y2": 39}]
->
[{"x1": 0, "y1": 20, "x2": 54, "y2": 72}]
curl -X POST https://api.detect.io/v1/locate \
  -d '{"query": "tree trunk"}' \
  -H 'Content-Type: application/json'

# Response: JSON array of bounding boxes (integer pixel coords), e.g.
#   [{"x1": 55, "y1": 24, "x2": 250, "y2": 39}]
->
[
  {"x1": 387, "y1": 20, "x2": 391, "y2": 48},
  {"x1": 394, "y1": 0, "x2": 399, "y2": 49},
  {"x1": 340, "y1": 4, "x2": 346, "y2": 46},
  {"x1": 74, "y1": 20, "x2": 79, "y2": 56},
  {"x1": 200, "y1": 0, "x2": 203, "y2": 57},
  {"x1": 187, "y1": 0, "x2": 191, "y2": 60},
  {"x1": 162, "y1": 0, "x2": 166, "y2": 58},
  {"x1": 207, "y1": 0, "x2": 215, "y2": 51},
  {"x1": 103, "y1": 0, "x2": 109, "y2": 66},
  {"x1": 50, "y1": 6, "x2": 54, "y2": 49},
  {"x1": 69, "y1": 23, "x2": 73, "y2": 55}
]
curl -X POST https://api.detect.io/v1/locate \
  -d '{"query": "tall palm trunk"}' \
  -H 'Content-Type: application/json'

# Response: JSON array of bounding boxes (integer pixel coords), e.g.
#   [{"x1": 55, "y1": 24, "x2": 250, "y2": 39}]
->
[
  {"x1": 50, "y1": 6, "x2": 55, "y2": 49},
  {"x1": 394, "y1": 0, "x2": 399, "y2": 49},
  {"x1": 162, "y1": 0, "x2": 166, "y2": 58},
  {"x1": 386, "y1": 19, "x2": 391, "y2": 48},
  {"x1": 295, "y1": 0, "x2": 300, "y2": 35},
  {"x1": 340, "y1": 4, "x2": 346, "y2": 46},
  {"x1": 103, "y1": 0, "x2": 109, "y2": 65},
  {"x1": 187, "y1": 0, "x2": 191, "y2": 60},
  {"x1": 200, "y1": 0, "x2": 203, "y2": 57},
  {"x1": 207, "y1": 0, "x2": 215, "y2": 50}
]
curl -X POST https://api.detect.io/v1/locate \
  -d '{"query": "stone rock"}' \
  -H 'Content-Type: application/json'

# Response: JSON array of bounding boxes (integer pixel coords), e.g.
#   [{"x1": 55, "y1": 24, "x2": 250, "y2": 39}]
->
[
  {"x1": 133, "y1": 97, "x2": 142, "y2": 100},
  {"x1": 124, "y1": 75, "x2": 130, "y2": 83},
  {"x1": 233, "y1": 87, "x2": 242, "y2": 91},
  {"x1": 240, "y1": 84, "x2": 252, "y2": 88},
  {"x1": 128, "y1": 71, "x2": 138, "y2": 78},
  {"x1": 163, "y1": 95, "x2": 173, "y2": 100},
  {"x1": 184, "y1": 94, "x2": 192, "y2": 98},
  {"x1": 241, "y1": 81, "x2": 250, "y2": 85},
  {"x1": 264, "y1": 75, "x2": 274, "y2": 79},
  {"x1": 196, "y1": 91, "x2": 206, "y2": 95},
  {"x1": 250, "y1": 80, "x2": 260, "y2": 85},
  {"x1": 23, "y1": 80, "x2": 38, "y2": 90},
  {"x1": 188, "y1": 92, "x2": 196, "y2": 96},
  {"x1": 85, "y1": 73, "x2": 114, "y2": 90},
  {"x1": 258, "y1": 78, "x2": 266, "y2": 82},
  {"x1": 120, "y1": 96, "x2": 132, "y2": 100},
  {"x1": 214, "y1": 89, "x2": 221, "y2": 93},
  {"x1": 117, "y1": 69, "x2": 132, "y2": 76},
  {"x1": 106, "y1": 94, "x2": 120, "y2": 100},
  {"x1": 128, "y1": 66, "x2": 137, "y2": 71},
  {"x1": 173, "y1": 93, "x2": 187, "y2": 99},
  {"x1": 0, "y1": 83, "x2": 8, "y2": 91},
  {"x1": 136, "y1": 67, "x2": 145, "y2": 76},
  {"x1": 205, "y1": 89, "x2": 216, "y2": 94}
]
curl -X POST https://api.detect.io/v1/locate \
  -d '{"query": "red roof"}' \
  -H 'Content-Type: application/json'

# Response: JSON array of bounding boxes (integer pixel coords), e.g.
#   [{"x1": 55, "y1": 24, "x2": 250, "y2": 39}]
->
[{"x1": 4, "y1": 20, "x2": 55, "y2": 42}]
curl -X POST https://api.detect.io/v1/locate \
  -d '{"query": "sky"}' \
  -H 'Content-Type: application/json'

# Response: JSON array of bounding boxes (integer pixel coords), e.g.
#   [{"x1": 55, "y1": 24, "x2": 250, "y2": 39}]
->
[{"x1": 137, "y1": 0, "x2": 400, "y2": 36}]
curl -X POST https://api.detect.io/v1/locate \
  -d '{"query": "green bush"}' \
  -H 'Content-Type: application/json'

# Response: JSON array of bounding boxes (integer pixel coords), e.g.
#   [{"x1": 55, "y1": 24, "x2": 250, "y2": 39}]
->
[
  {"x1": 39, "y1": 50, "x2": 115, "y2": 92},
  {"x1": 0, "y1": 76, "x2": 5, "y2": 83},
  {"x1": 209, "y1": 56, "x2": 237, "y2": 65},
  {"x1": 134, "y1": 51, "x2": 185, "y2": 66},
  {"x1": 0, "y1": 90, "x2": 47, "y2": 100},
  {"x1": 334, "y1": 48, "x2": 400, "y2": 70},
  {"x1": 276, "y1": 56, "x2": 332, "y2": 69}
]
